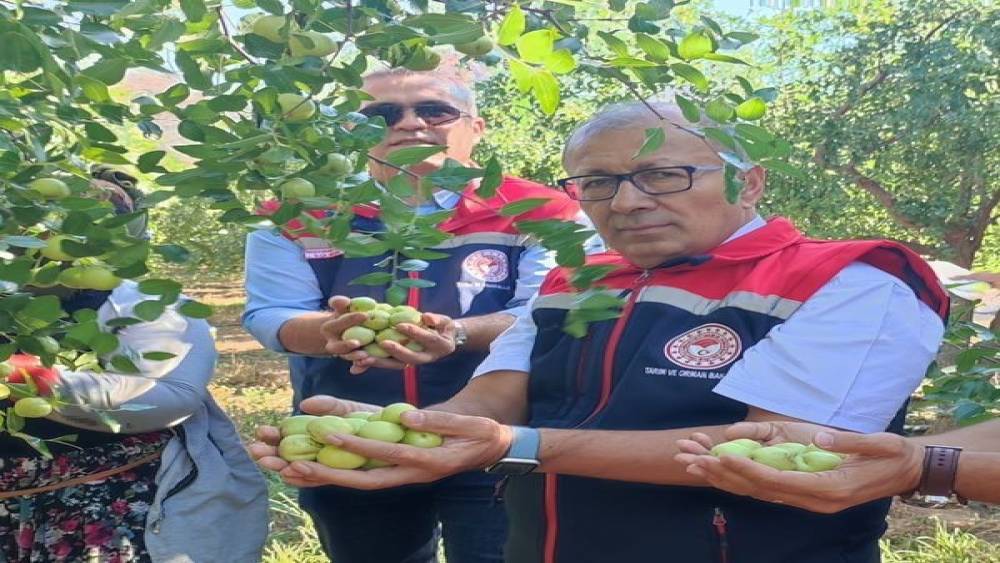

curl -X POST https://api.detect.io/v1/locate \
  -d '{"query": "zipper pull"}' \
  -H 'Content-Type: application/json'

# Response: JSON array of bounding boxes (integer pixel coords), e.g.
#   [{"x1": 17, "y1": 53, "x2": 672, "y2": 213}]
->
[
  {"x1": 151, "y1": 514, "x2": 163, "y2": 534},
  {"x1": 712, "y1": 507, "x2": 727, "y2": 530},
  {"x1": 491, "y1": 476, "x2": 510, "y2": 506}
]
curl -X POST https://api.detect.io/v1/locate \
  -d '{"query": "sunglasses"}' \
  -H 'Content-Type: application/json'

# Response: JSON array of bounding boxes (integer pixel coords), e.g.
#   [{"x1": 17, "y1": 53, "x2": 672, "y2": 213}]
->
[{"x1": 359, "y1": 102, "x2": 469, "y2": 127}]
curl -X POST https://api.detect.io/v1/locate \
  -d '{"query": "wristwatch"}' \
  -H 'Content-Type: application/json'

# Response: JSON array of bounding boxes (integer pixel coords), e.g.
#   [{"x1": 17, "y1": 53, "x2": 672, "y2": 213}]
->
[
  {"x1": 452, "y1": 320, "x2": 468, "y2": 349},
  {"x1": 914, "y1": 445, "x2": 966, "y2": 504},
  {"x1": 485, "y1": 426, "x2": 541, "y2": 476}
]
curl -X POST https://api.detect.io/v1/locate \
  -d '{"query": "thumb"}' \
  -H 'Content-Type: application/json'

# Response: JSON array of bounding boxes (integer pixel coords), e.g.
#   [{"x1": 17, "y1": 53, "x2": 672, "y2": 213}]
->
[
  {"x1": 400, "y1": 409, "x2": 477, "y2": 436},
  {"x1": 724, "y1": 421, "x2": 779, "y2": 442},
  {"x1": 812, "y1": 430, "x2": 902, "y2": 457},
  {"x1": 328, "y1": 295, "x2": 351, "y2": 314},
  {"x1": 300, "y1": 395, "x2": 351, "y2": 416}
]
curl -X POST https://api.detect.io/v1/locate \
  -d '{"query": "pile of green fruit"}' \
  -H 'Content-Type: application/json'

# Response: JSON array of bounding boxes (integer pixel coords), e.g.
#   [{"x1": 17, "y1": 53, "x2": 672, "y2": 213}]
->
[
  {"x1": 277, "y1": 402, "x2": 442, "y2": 469},
  {"x1": 710, "y1": 439, "x2": 844, "y2": 472},
  {"x1": 341, "y1": 297, "x2": 426, "y2": 359}
]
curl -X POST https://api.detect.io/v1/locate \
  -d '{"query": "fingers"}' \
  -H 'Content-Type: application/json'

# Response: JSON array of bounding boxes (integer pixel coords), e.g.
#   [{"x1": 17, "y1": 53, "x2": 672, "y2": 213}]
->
[
  {"x1": 256, "y1": 425, "x2": 281, "y2": 446},
  {"x1": 399, "y1": 409, "x2": 493, "y2": 437},
  {"x1": 395, "y1": 323, "x2": 454, "y2": 353},
  {"x1": 676, "y1": 438, "x2": 711, "y2": 456},
  {"x1": 282, "y1": 460, "x2": 434, "y2": 490},
  {"x1": 320, "y1": 313, "x2": 369, "y2": 355},
  {"x1": 299, "y1": 395, "x2": 354, "y2": 416},
  {"x1": 327, "y1": 295, "x2": 352, "y2": 314},
  {"x1": 723, "y1": 421, "x2": 780, "y2": 442},
  {"x1": 689, "y1": 432, "x2": 715, "y2": 450},
  {"x1": 811, "y1": 430, "x2": 905, "y2": 457}
]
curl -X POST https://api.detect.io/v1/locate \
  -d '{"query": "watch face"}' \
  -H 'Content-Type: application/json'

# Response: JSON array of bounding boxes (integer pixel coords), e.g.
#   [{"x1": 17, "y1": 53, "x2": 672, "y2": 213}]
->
[{"x1": 485, "y1": 459, "x2": 539, "y2": 476}]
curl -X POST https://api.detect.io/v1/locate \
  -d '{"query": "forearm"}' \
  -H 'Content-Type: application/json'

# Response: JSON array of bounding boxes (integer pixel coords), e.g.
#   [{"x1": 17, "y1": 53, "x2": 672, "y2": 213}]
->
[
  {"x1": 911, "y1": 419, "x2": 1000, "y2": 451},
  {"x1": 428, "y1": 371, "x2": 528, "y2": 424},
  {"x1": 954, "y1": 452, "x2": 1000, "y2": 503},
  {"x1": 537, "y1": 426, "x2": 724, "y2": 485},
  {"x1": 278, "y1": 311, "x2": 336, "y2": 355},
  {"x1": 459, "y1": 312, "x2": 515, "y2": 351}
]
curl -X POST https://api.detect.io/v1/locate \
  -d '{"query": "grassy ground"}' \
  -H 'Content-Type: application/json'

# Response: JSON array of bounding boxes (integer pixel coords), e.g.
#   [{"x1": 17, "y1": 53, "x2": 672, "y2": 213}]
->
[{"x1": 188, "y1": 279, "x2": 1000, "y2": 563}]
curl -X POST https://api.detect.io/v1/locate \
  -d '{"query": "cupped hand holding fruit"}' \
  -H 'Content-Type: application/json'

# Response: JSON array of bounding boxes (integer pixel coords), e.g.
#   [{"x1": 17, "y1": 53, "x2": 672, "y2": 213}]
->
[
  {"x1": 257, "y1": 407, "x2": 511, "y2": 490},
  {"x1": 320, "y1": 296, "x2": 459, "y2": 374},
  {"x1": 674, "y1": 421, "x2": 924, "y2": 513}
]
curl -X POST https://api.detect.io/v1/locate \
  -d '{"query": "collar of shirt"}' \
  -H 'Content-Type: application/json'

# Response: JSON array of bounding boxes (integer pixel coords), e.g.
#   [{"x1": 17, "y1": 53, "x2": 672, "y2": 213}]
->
[
  {"x1": 415, "y1": 189, "x2": 460, "y2": 215},
  {"x1": 722, "y1": 214, "x2": 766, "y2": 244}
]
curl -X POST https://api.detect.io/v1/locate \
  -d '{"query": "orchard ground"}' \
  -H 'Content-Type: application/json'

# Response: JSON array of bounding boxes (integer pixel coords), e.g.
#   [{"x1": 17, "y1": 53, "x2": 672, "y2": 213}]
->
[{"x1": 185, "y1": 275, "x2": 1000, "y2": 562}]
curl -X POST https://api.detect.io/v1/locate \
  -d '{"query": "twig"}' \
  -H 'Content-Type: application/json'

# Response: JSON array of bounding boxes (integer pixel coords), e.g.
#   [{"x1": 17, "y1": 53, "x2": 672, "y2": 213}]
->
[{"x1": 216, "y1": 6, "x2": 258, "y2": 64}]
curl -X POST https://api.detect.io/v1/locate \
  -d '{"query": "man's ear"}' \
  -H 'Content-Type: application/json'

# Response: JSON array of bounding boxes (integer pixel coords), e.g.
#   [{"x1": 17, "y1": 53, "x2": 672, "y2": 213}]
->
[
  {"x1": 471, "y1": 116, "x2": 486, "y2": 144},
  {"x1": 738, "y1": 165, "x2": 766, "y2": 208}
]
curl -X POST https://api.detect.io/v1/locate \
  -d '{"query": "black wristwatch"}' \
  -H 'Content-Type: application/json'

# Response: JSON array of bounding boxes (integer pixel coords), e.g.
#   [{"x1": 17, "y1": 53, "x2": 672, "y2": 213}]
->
[{"x1": 485, "y1": 426, "x2": 541, "y2": 476}]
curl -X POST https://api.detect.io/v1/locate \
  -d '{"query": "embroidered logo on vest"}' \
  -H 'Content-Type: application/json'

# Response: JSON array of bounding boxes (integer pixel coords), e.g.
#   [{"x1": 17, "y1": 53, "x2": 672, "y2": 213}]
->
[
  {"x1": 462, "y1": 249, "x2": 509, "y2": 282},
  {"x1": 664, "y1": 323, "x2": 742, "y2": 369}
]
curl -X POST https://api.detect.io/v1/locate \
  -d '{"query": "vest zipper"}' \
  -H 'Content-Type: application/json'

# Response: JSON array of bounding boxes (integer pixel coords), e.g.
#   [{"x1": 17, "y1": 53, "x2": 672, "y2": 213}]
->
[
  {"x1": 541, "y1": 270, "x2": 651, "y2": 563},
  {"x1": 152, "y1": 428, "x2": 198, "y2": 534},
  {"x1": 404, "y1": 271, "x2": 421, "y2": 406},
  {"x1": 713, "y1": 507, "x2": 730, "y2": 563}
]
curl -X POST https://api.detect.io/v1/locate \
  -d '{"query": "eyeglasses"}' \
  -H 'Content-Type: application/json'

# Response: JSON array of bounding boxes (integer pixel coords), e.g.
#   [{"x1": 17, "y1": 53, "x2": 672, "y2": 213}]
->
[
  {"x1": 359, "y1": 102, "x2": 469, "y2": 128},
  {"x1": 556, "y1": 165, "x2": 724, "y2": 202}
]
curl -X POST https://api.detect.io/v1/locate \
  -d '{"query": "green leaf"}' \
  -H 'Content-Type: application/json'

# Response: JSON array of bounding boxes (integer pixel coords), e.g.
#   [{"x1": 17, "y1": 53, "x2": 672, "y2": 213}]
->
[
  {"x1": 84, "y1": 122, "x2": 117, "y2": 142},
  {"x1": 477, "y1": 157, "x2": 503, "y2": 198},
  {"x1": 759, "y1": 158, "x2": 807, "y2": 180},
  {"x1": 726, "y1": 32, "x2": 759, "y2": 45},
  {"x1": 0, "y1": 32, "x2": 43, "y2": 72},
  {"x1": 178, "y1": 300, "x2": 213, "y2": 319},
  {"x1": 508, "y1": 59, "x2": 534, "y2": 93},
  {"x1": 516, "y1": 29, "x2": 555, "y2": 65},
  {"x1": 396, "y1": 278, "x2": 435, "y2": 289},
  {"x1": 134, "y1": 300, "x2": 165, "y2": 322},
  {"x1": 635, "y1": 33, "x2": 670, "y2": 62},
  {"x1": 75, "y1": 75, "x2": 111, "y2": 103},
  {"x1": 531, "y1": 70, "x2": 560, "y2": 115},
  {"x1": 110, "y1": 355, "x2": 141, "y2": 374},
  {"x1": 153, "y1": 244, "x2": 191, "y2": 263},
  {"x1": 138, "y1": 279, "x2": 183, "y2": 296},
  {"x1": 385, "y1": 145, "x2": 446, "y2": 167},
  {"x1": 723, "y1": 163, "x2": 743, "y2": 203},
  {"x1": 143, "y1": 351, "x2": 177, "y2": 361},
  {"x1": 596, "y1": 31, "x2": 629, "y2": 57},
  {"x1": 633, "y1": 127, "x2": 666, "y2": 160},
  {"x1": 350, "y1": 272, "x2": 393, "y2": 286},
  {"x1": 81, "y1": 58, "x2": 127, "y2": 85},
  {"x1": 137, "y1": 151, "x2": 166, "y2": 173},
  {"x1": 497, "y1": 4, "x2": 526, "y2": 46},
  {"x1": 174, "y1": 50, "x2": 210, "y2": 91},
  {"x1": 544, "y1": 50, "x2": 577, "y2": 74},
  {"x1": 179, "y1": 0, "x2": 207, "y2": 22},
  {"x1": 500, "y1": 198, "x2": 550, "y2": 217},
  {"x1": 424, "y1": 164, "x2": 484, "y2": 191},
  {"x1": 674, "y1": 94, "x2": 701, "y2": 123},
  {"x1": 671, "y1": 63, "x2": 709, "y2": 92}
]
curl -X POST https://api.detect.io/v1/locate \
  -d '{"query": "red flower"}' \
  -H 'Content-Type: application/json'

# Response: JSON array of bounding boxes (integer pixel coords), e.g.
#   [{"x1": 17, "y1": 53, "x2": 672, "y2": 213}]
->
[
  {"x1": 84, "y1": 522, "x2": 113, "y2": 545},
  {"x1": 51, "y1": 540, "x2": 73, "y2": 558},
  {"x1": 111, "y1": 499, "x2": 129, "y2": 515},
  {"x1": 17, "y1": 526, "x2": 34, "y2": 549},
  {"x1": 60, "y1": 519, "x2": 80, "y2": 533}
]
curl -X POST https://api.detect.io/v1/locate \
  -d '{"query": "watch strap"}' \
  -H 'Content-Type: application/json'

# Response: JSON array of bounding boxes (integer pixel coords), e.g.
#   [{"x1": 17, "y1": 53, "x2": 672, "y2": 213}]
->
[
  {"x1": 506, "y1": 426, "x2": 541, "y2": 462},
  {"x1": 917, "y1": 445, "x2": 963, "y2": 501},
  {"x1": 453, "y1": 320, "x2": 468, "y2": 348}
]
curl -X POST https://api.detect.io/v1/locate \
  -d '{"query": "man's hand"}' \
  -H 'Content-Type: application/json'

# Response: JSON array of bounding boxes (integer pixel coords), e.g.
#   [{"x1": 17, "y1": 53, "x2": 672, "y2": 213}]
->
[
  {"x1": 263, "y1": 409, "x2": 512, "y2": 490},
  {"x1": 340, "y1": 311, "x2": 458, "y2": 375},
  {"x1": 248, "y1": 395, "x2": 380, "y2": 473},
  {"x1": 954, "y1": 271, "x2": 1000, "y2": 289},
  {"x1": 674, "y1": 421, "x2": 924, "y2": 513},
  {"x1": 318, "y1": 296, "x2": 372, "y2": 359}
]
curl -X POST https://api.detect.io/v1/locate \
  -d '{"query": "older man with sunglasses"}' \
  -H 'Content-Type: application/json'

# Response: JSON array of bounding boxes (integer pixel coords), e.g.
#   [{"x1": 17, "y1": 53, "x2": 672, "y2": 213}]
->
[
  {"x1": 250, "y1": 101, "x2": 949, "y2": 563},
  {"x1": 243, "y1": 68, "x2": 597, "y2": 563}
]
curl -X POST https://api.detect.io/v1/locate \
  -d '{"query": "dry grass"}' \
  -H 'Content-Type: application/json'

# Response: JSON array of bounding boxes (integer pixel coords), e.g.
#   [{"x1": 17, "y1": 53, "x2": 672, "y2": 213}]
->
[{"x1": 186, "y1": 276, "x2": 999, "y2": 562}]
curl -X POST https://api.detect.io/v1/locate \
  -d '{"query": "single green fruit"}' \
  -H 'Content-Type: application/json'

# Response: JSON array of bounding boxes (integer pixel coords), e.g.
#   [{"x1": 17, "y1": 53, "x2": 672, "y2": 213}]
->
[
  {"x1": 289, "y1": 31, "x2": 337, "y2": 57},
  {"x1": 735, "y1": 97, "x2": 766, "y2": 121},
  {"x1": 0, "y1": 362, "x2": 14, "y2": 378},
  {"x1": 389, "y1": 310, "x2": 422, "y2": 327},
  {"x1": 252, "y1": 15, "x2": 293, "y2": 43},
  {"x1": 316, "y1": 445, "x2": 367, "y2": 469},
  {"x1": 358, "y1": 420, "x2": 406, "y2": 443},
  {"x1": 678, "y1": 31, "x2": 713, "y2": 60},
  {"x1": 392, "y1": 305, "x2": 419, "y2": 314},
  {"x1": 278, "y1": 434, "x2": 323, "y2": 461},
  {"x1": 35, "y1": 336, "x2": 60, "y2": 355},
  {"x1": 345, "y1": 411, "x2": 373, "y2": 420},
  {"x1": 405, "y1": 341, "x2": 425, "y2": 353},
  {"x1": 349, "y1": 297, "x2": 379, "y2": 313},
  {"x1": 402, "y1": 430, "x2": 442, "y2": 448},
  {"x1": 710, "y1": 441, "x2": 758, "y2": 458},
  {"x1": 320, "y1": 153, "x2": 353, "y2": 177},
  {"x1": 362, "y1": 458, "x2": 394, "y2": 469},
  {"x1": 0, "y1": 383, "x2": 10, "y2": 400},
  {"x1": 363, "y1": 342, "x2": 391, "y2": 358},
  {"x1": 280, "y1": 178, "x2": 316, "y2": 199},
  {"x1": 14, "y1": 397, "x2": 53, "y2": 418},
  {"x1": 376, "y1": 328, "x2": 408, "y2": 345},
  {"x1": 66, "y1": 266, "x2": 121, "y2": 290},
  {"x1": 342, "y1": 326, "x2": 376, "y2": 346},
  {"x1": 307, "y1": 416, "x2": 356, "y2": 443},
  {"x1": 794, "y1": 450, "x2": 843, "y2": 472},
  {"x1": 750, "y1": 446, "x2": 797, "y2": 470},
  {"x1": 280, "y1": 415, "x2": 319, "y2": 437},
  {"x1": 367, "y1": 410, "x2": 384, "y2": 422},
  {"x1": 379, "y1": 402, "x2": 416, "y2": 424},
  {"x1": 404, "y1": 47, "x2": 441, "y2": 71},
  {"x1": 277, "y1": 93, "x2": 317, "y2": 123},
  {"x1": 41, "y1": 236, "x2": 77, "y2": 262},
  {"x1": 770, "y1": 442, "x2": 809, "y2": 455},
  {"x1": 344, "y1": 418, "x2": 367, "y2": 433},
  {"x1": 363, "y1": 311, "x2": 390, "y2": 331},
  {"x1": 29, "y1": 262, "x2": 63, "y2": 288},
  {"x1": 727, "y1": 439, "x2": 763, "y2": 450},
  {"x1": 28, "y1": 178, "x2": 71, "y2": 200},
  {"x1": 455, "y1": 36, "x2": 494, "y2": 57},
  {"x1": 374, "y1": 303, "x2": 394, "y2": 312},
  {"x1": 705, "y1": 98, "x2": 734, "y2": 122}
]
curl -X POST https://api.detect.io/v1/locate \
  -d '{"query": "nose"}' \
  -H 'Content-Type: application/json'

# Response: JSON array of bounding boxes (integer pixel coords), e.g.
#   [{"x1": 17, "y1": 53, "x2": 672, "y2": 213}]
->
[
  {"x1": 392, "y1": 108, "x2": 427, "y2": 131},
  {"x1": 609, "y1": 178, "x2": 656, "y2": 215}
]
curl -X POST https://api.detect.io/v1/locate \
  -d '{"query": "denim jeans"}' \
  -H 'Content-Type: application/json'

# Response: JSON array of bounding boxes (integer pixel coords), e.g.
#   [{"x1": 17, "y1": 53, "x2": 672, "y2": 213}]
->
[{"x1": 299, "y1": 470, "x2": 506, "y2": 563}]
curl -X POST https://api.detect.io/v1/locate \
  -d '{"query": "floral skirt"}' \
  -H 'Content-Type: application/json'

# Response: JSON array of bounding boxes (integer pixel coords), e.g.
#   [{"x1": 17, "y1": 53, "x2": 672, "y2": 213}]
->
[{"x1": 0, "y1": 431, "x2": 171, "y2": 563}]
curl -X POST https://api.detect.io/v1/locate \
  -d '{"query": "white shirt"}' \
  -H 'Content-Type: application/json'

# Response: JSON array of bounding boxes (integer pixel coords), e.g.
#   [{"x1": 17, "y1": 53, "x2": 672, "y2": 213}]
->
[{"x1": 472, "y1": 217, "x2": 944, "y2": 433}]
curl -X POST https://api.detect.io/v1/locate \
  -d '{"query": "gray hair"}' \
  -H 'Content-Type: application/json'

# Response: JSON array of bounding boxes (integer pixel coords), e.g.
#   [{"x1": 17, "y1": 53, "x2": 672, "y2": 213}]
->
[
  {"x1": 362, "y1": 67, "x2": 478, "y2": 116},
  {"x1": 562, "y1": 101, "x2": 735, "y2": 167}
]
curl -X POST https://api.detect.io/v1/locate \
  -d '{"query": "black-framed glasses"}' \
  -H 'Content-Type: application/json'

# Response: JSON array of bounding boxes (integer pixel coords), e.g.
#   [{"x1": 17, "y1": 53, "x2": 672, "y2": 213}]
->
[
  {"x1": 359, "y1": 102, "x2": 470, "y2": 127},
  {"x1": 556, "y1": 165, "x2": 724, "y2": 201}
]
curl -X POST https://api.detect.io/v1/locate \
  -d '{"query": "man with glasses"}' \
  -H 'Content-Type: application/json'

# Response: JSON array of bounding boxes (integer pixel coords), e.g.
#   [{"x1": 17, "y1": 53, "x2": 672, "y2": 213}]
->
[
  {"x1": 251, "y1": 100, "x2": 949, "y2": 562},
  {"x1": 243, "y1": 68, "x2": 596, "y2": 563}
]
